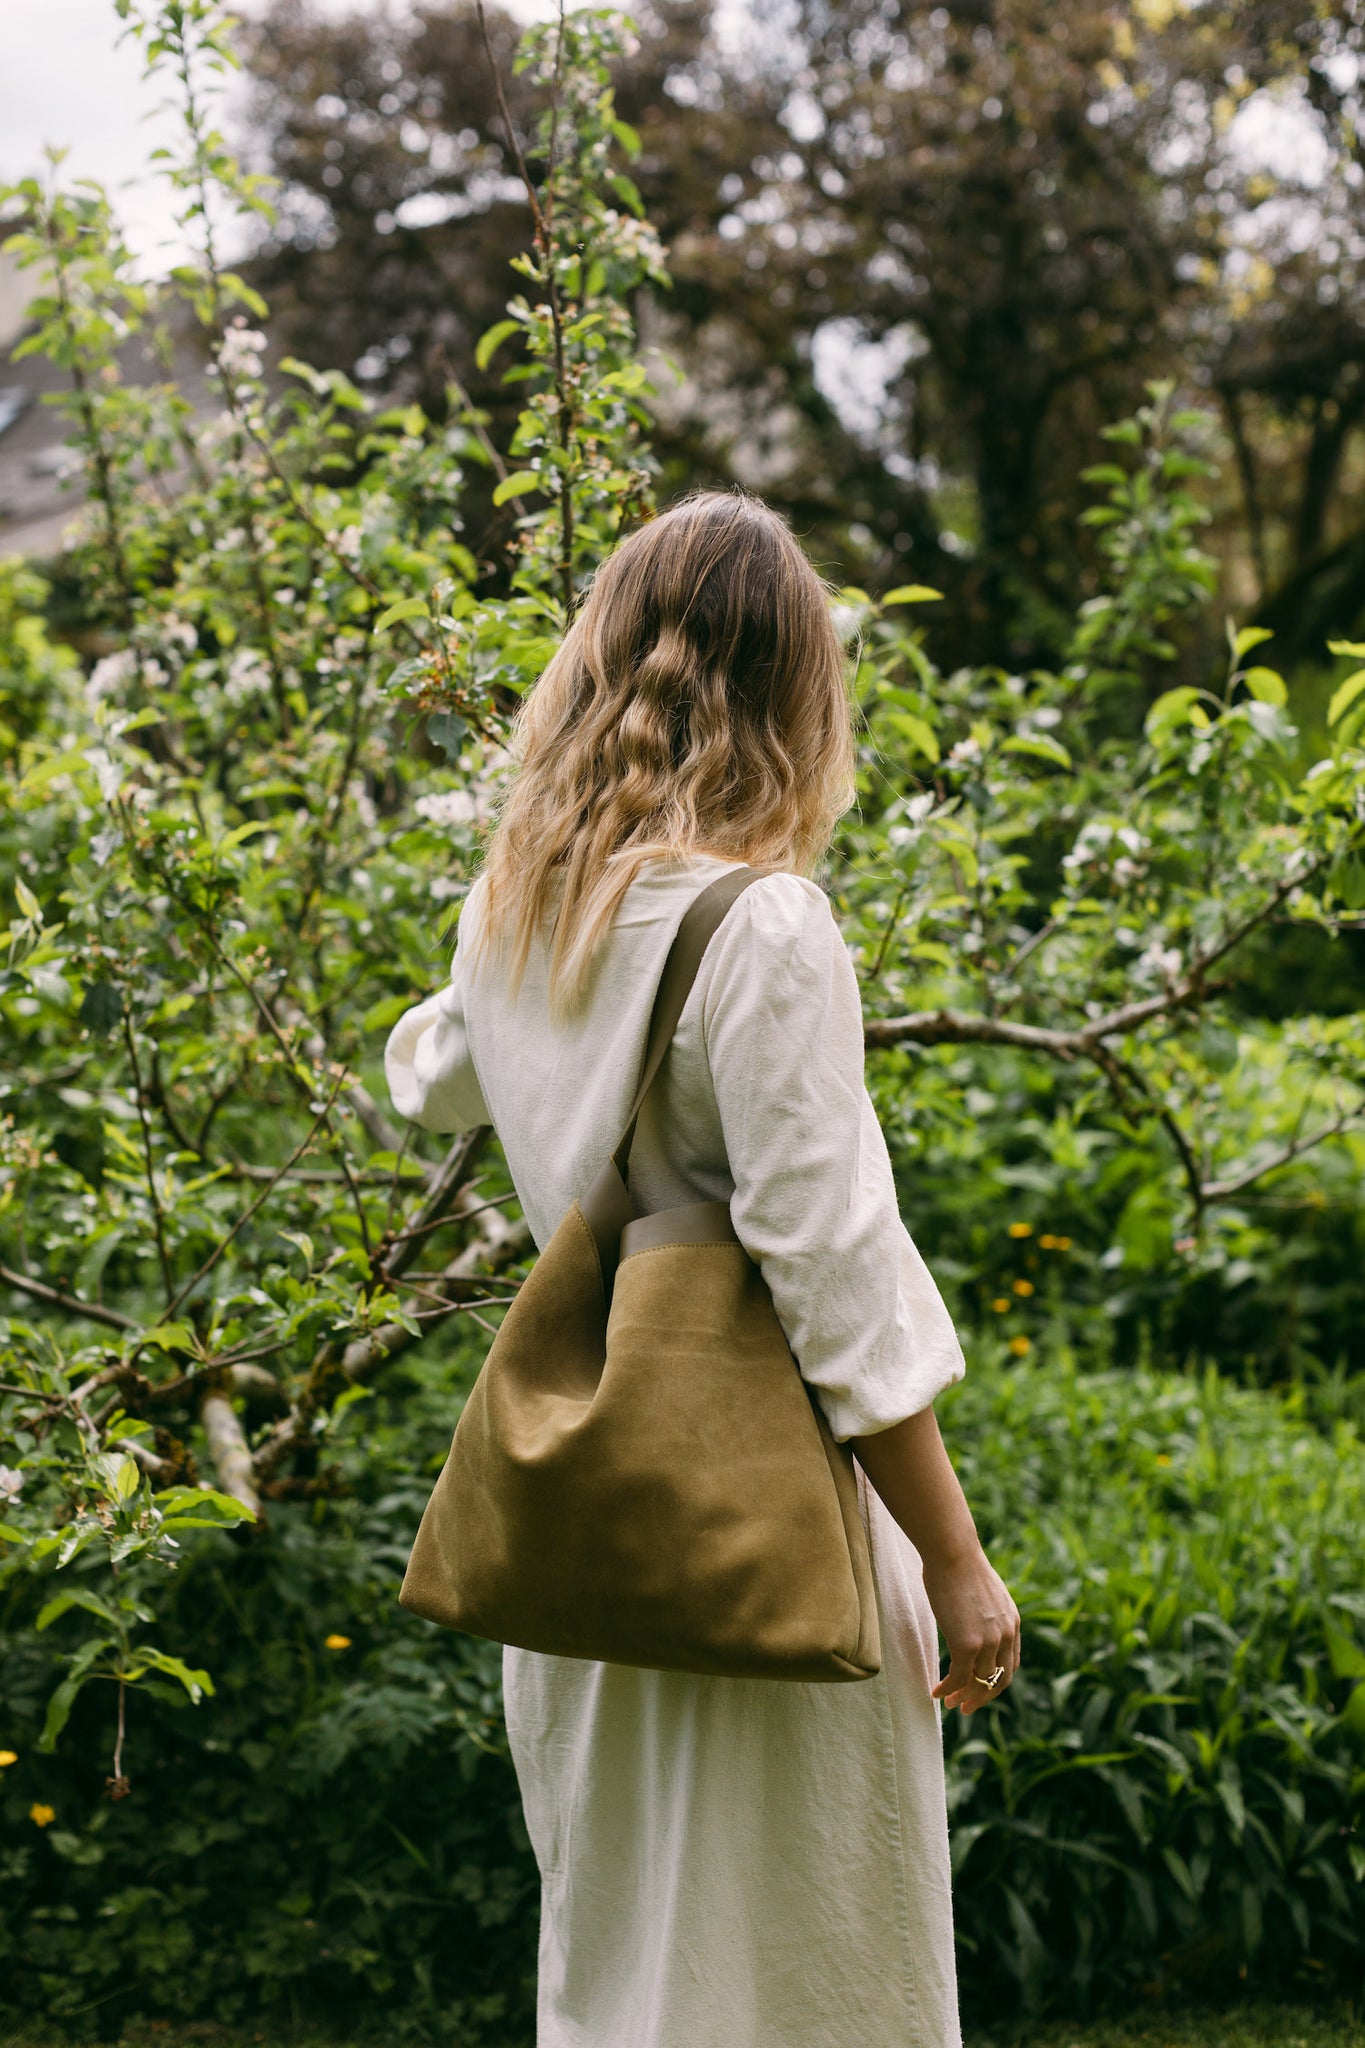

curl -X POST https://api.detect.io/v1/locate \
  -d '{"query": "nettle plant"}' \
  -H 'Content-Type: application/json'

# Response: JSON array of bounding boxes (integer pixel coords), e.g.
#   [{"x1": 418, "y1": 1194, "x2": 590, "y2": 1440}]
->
[{"x1": 1, "y1": 0, "x2": 1363, "y2": 1804}]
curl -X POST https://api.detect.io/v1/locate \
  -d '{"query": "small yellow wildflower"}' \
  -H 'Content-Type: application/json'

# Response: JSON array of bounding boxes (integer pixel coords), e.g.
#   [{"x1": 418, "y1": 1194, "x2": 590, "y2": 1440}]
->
[
  {"x1": 1156, "y1": 1453, "x2": 1172, "y2": 1467},
  {"x1": 1008, "y1": 1336, "x2": 1032, "y2": 1357},
  {"x1": 990, "y1": 1297, "x2": 1010, "y2": 1314},
  {"x1": 1054, "y1": 1236, "x2": 1072, "y2": 1251},
  {"x1": 1007, "y1": 1222, "x2": 1033, "y2": 1239},
  {"x1": 1038, "y1": 1233, "x2": 1058, "y2": 1250},
  {"x1": 0, "y1": 1750, "x2": 17, "y2": 1768},
  {"x1": 324, "y1": 1634, "x2": 352, "y2": 1651},
  {"x1": 30, "y1": 1803, "x2": 55, "y2": 1828},
  {"x1": 1012, "y1": 1278, "x2": 1035, "y2": 1297}
]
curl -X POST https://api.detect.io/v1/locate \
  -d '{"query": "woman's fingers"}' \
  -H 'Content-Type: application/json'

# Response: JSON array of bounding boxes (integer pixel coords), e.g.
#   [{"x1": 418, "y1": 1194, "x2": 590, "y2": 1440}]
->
[{"x1": 930, "y1": 1619, "x2": 1020, "y2": 1713}]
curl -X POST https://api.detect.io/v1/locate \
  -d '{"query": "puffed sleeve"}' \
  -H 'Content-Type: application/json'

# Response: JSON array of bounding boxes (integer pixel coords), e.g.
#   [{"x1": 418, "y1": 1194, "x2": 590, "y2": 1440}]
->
[
  {"x1": 701, "y1": 872, "x2": 965, "y2": 1442},
  {"x1": 384, "y1": 930, "x2": 489, "y2": 1135}
]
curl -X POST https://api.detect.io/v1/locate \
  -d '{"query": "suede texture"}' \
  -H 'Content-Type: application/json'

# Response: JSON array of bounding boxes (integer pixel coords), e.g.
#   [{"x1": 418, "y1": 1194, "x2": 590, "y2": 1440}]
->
[{"x1": 399, "y1": 1198, "x2": 882, "y2": 1681}]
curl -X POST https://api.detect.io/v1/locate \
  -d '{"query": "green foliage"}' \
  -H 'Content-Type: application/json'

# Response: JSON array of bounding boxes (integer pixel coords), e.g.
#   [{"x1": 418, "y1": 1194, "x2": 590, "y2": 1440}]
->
[
  {"x1": 3, "y1": 1346, "x2": 1361, "y2": 2037},
  {"x1": 2, "y1": 3, "x2": 1365, "y2": 2037},
  {"x1": 942, "y1": 1352, "x2": 1365, "y2": 2013},
  {"x1": 832, "y1": 380, "x2": 1365, "y2": 1381},
  {"x1": 0, "y1": 0, "x2": 659, "y2": 1786},
  {"x1": 0, "y1": 1339, "x2": 535, "y2": 2044}
]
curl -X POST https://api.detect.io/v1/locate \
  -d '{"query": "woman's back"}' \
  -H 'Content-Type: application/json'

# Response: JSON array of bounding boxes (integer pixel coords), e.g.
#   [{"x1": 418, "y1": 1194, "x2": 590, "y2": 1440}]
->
[{"x1": 390, "y1": 852, "x2": 965, "y2": 1444}]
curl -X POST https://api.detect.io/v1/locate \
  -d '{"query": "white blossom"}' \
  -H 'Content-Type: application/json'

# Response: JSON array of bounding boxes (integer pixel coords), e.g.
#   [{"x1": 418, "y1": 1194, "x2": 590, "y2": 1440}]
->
[
  {"x1": 415, "y1": 789, "x2": 480, "y2": 828},
  {"x1": 224, "y1": 649, "x2": 272, "y2": 704},
  {"x1": 217, "y1": 325, "x2": 267, "y2": 379},
  {"x1": 85, "y1": 648, "x2": 138, "y2": 707},
  {"x1": 86, "y1": 748, "x2": 122, "y2": 804},
  {"x1": 1136, "y1": 940, "x2": 1184, "y2": 986}
]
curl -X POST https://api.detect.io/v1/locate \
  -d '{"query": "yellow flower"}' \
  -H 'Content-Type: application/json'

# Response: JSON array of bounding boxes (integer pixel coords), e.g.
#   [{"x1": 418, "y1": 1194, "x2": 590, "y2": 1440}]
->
[
  {"x1": 324, "y1": 1634, "x2": 352, "y2": 1651},
  {"x1": 1038, "y1": 1233, "x2": 1058, "y2": 1250},
  {"x1": 1012, "y1": 1278, "x2": 1035, "y2": 1297},
  {"x1": 1054, "y1": 1236, "x2": 1073, "y2": 1251},
  {"x1": 1008, "y1": 1336, "x2": 1032, "y2": 1357},
  {"x1": 1007, "y1": 1222, "x2": 1033, "y2": 1239},
  {"x1": 1156, "y1": 1453, "x2": 1172, "y2": 1467},
  {"x1": 990, "y1": 1297, "x2": 1010, "y2": 1314},
  {"x1": 30, "y1": 1803, "x2": 55, "y2": 1828},
  {"x1": 0, "y1": 1750, "x2": 17, "y2": 1768}
]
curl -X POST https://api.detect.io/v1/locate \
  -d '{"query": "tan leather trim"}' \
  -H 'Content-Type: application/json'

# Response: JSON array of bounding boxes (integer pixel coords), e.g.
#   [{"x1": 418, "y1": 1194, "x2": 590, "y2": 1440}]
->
[{"x1": 619, "y1": 1201, "x2": 740, "y2": 1258}]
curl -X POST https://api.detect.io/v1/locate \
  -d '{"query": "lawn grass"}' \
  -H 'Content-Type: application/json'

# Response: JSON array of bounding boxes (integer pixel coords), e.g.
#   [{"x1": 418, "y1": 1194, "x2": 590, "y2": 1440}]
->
[{"x1": 2, "y1": 2001, "x2": 1361, "y2": 2048}]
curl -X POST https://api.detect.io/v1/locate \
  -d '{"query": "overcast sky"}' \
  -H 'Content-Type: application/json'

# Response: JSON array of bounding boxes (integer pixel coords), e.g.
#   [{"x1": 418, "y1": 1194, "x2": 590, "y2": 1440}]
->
[{"x1": 0, "y1": 0, "x2": 559, "y2": 273}]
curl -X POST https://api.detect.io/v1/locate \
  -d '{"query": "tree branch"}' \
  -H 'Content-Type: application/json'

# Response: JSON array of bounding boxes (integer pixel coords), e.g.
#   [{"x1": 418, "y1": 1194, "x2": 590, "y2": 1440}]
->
[
  {"x1": 200, "y1": 1390, "x2": 261, "y2": 1519},
  {"x1": 1201, "y1": 1109, "x2": 1362, "y2": 1204},
  {"x1": 0, "y1": 1264, "x2": 137, "y2": 1332}
]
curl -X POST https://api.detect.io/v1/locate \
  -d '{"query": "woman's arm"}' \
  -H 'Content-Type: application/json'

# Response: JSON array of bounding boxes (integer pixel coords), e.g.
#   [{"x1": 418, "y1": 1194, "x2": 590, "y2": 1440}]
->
[{"x1": 852, "y1": 1408, "x2": 1021, "y2": 1714}]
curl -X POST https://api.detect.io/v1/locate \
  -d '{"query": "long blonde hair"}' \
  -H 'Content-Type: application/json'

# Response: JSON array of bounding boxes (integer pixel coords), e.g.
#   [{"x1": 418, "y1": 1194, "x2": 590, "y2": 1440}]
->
[{"x1": 467, "y1": 487, "x2": 857, "y2": 1017}]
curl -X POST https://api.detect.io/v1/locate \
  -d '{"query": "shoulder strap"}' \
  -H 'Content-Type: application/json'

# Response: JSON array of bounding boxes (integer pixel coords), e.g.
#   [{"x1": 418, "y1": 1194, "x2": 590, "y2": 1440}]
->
[{"x1": 610, "y1": 862, "x2": 779, "y2": 1179}]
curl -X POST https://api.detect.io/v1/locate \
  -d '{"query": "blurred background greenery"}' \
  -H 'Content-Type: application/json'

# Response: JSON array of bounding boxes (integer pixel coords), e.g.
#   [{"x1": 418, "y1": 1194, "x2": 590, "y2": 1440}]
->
[{"x1": 1, "y1": 2, "x2": 1363, "y2": 2044}]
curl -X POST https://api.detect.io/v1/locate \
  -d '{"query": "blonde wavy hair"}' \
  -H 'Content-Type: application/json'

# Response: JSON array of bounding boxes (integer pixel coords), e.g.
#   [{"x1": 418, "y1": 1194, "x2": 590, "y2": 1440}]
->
[{"x1": 466, "y1": 487, "x2": 857, "y2": 1017}]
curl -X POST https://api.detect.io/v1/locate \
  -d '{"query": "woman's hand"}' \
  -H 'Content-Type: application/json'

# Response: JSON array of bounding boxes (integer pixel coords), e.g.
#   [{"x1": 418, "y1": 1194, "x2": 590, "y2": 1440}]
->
[
  {"x1": 851, "y1": 1405, "x2": 1021, "y2": 1713},
  {"x1": 921, "y1": 1544, "x2": 1020, "y2": 1714}
]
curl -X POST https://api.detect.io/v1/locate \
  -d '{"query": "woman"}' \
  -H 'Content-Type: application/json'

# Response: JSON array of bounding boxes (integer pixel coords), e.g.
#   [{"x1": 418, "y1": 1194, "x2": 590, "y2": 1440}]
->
[{"x1": 385, "y1": 488, "x2": 1020, "y2": 2048}]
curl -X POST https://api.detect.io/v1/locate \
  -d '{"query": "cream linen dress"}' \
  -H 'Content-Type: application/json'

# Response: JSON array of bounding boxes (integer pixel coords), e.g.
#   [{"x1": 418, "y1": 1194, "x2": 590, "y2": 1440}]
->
[{"x1": 385, "y1": 854, "x2": 967, "y2": 2048}]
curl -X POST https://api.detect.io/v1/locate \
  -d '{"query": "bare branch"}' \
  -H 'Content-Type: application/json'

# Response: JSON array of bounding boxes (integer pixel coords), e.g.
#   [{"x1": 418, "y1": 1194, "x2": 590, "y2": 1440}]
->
[
  {"x1": 200, "y1": 1391, "x2": 261, "y2": 1519},
  {"x1": 866, "y1": 858, "x2": 1331, "y2": 1057},
  {"x1": 0, "y1": 1263, "x2": 137, "y2": 1332},
  {"x1": 1202, "y1": 1109, "x2": 1362, "y2": 1204},
  {"x1": 384, "y1": 1127, "x2": 490, "y2": 1283}
]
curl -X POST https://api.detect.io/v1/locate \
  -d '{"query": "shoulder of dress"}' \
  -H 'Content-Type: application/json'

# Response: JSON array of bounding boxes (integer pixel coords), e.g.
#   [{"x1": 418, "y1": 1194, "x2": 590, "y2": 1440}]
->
[{"x1": 735, "y1": 870, "x2": 836, "y2": 941}]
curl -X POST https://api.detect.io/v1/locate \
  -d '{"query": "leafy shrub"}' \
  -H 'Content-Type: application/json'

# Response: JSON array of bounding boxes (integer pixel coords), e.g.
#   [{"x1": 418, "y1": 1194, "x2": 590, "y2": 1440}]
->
[
  {"x1": 942, "y1": 1350, "x2": 1365, "y2": 2015},
  {"x1": 2, "y1": 1, "x2": 1364, "y2": 2037},
  {"x1": 0, "y1": 1330, "x2": 537, "y2": 2045},
  {"x1": 3, "y1": 1345, "x2": 1362, "y2": 2039}
]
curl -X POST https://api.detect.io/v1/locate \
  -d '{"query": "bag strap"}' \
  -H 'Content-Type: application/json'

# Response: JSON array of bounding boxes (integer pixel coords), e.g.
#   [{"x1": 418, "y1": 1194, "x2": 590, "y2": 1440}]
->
[
  {"x1": 611, "y1": 861, "x2": 779, "y2": 1179},
  {"x1": 579, "y1": 862, "x2": 780, "y2": 1288}
]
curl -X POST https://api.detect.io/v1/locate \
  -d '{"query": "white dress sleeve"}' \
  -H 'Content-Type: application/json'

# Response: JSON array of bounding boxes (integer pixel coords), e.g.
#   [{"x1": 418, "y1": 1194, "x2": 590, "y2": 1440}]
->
[
  {"x1": 700, "y1": 872, "x2": 965, "y2": 1442},
  {"x1": 384, "y1": 939, "x2": 489, "y2": 1135}
]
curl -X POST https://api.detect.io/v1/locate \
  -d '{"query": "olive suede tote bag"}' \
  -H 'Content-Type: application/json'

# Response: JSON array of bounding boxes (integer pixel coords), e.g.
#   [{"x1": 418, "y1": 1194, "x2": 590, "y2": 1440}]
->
[{"x1": 399, "y1": 863, "x2": 882, "y2": 1682}]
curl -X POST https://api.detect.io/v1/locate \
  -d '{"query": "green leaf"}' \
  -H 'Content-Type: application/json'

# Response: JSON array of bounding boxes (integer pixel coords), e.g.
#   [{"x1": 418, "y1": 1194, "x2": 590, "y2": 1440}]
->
[
  {"x1": 79, "y1": 980, "x2": 123, "y2": 1037},
  {"x1": 426, "y1": 711, "x2": 468, "y2": 759},
  {"x1": 885, "y1": 711, "x2": 940, "y2": 764},
  {"x1": 126, "y1": 1645, "x2": 215, "y2": 1703},
  {"x1": 39, "y1": 1638, "x2": 110, "y2": 1752},
  {"x1": 1326, "y1": 639, "x2": 1365, "y2": 659},
  {"x1": 14, "y1": 877, "x2": 43, "y2": 920},
  {"x1": 36, "y1": 1589, "x2": 122, "y2": 1633},
  {"x1": 139, "y1": 1322, "x2": 196, "y2": 1355},
  {"x1": 1327, "y1": 668, "x2": 1365, "y2": 728},
  {"x1": 882, "y1": 584, "x2": 944, "y2": 605},
  {"x1": 1144, "y1": 687, "x2": 1200, "y2": 741},
  {"x1": 1004, "y1": 733, "x2": 1073, "y2": 770},
  {"x1": 607, "y1": 116, "x2": 642, "y2": 158},
  {"x1": 152, "y1": 1486, "x2": 256, "y2": 1524},
  {"x1": 19, "y1": 750, "x2": 87, "y2": 794},
  {"x1": 474, "y1": 318, "x2": 521, "y2": 372},
  {"x1": 1231, "y1": 624, "x2": 1274, "y2": 660},
  {"x1": 492, "y1": 469, "x2": 541, "y2": 506},
  {"x1": 1324, "y1": 1619, "x2": 1365, "y2": 1681},
  {"x1": 372, "y1": 596, "x2": 430, "y2": 636},
  {"x1": 362, "y1": 992, "x2": 417, "y2": 1032},
  {"x1": 1240, "y1": 667, "x2": 1286, "y2": 707}
]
